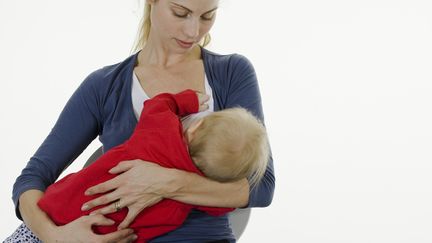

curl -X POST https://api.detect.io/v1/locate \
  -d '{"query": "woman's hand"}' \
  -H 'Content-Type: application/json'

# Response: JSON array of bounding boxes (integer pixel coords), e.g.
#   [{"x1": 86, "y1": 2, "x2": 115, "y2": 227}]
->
[
  {"x1": 50, "y1": 214, "x2": 136, "y2": 243},
  {"x1": 81, "y1": 160, "x2": 177, "y2": 229}
]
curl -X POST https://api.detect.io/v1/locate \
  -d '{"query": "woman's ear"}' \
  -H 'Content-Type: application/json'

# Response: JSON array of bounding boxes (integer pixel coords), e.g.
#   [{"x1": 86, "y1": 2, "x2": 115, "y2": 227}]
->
[{"x1": 185, "y1": 119, "x2": 204, "y2": 143}]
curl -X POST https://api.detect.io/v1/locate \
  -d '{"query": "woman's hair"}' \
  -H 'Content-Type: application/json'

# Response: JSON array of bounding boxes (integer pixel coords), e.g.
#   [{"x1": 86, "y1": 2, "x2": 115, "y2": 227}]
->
[
  {"x1": 189, "y1": 108, "x2": 270, "y2": 189},
  {"x1": 132, "y1": 2, "x2": 212, "y2": 53}
]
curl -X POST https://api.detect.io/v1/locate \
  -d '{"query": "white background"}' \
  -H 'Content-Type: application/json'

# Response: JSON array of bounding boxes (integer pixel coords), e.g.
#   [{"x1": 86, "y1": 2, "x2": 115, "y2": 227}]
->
[{"x1": 1, "y1": 0, "x2": 432, "y2": 242}]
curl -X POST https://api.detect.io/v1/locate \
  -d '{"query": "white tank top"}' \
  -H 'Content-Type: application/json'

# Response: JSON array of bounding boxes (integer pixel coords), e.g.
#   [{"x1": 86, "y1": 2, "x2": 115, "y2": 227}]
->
[{"x1": 131, "y1": 71, "x2": 214, "y2": 130}]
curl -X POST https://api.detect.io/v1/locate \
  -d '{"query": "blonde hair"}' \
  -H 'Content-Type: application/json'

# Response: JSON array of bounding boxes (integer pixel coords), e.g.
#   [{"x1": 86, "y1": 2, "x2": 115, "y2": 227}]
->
[
  {"x1": 132, "y1": 2, "x2": 212, "y2": 53},
  {"x1": 189, "y1": 108, "x2": 270, "y2": 189}
]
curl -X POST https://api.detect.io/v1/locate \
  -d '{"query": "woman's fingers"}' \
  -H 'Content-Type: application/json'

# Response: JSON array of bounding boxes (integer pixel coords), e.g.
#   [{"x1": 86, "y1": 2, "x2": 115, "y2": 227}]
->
[
  {"x1": 109, "y1": 160, "x2": 139, "y2": 174},
  {"x1": 90, "y1": 193, "x2": 137, "y2": 216},
  {"x1": 86, "y1": 214, "x2": 137, "y2": 242},
  {"x1": 115, "y1": 234, "x2": 139, "y2": 243},
  {"x1": 118, "y1": 197, "x2": 160, "y2": 229},
  {"x1": 100, "y1": 228, "x2": 136, "y2": 243},
  {"x1": 118, "y1": 207, "x2": 140, "y2": 230},
  {"x1": 82, "y1": 188, "x2": 121, "y2": 211},
  {"x1": 85, "y1": 175, "x2": 120, "y2": 196},
  {"x1": 87, "y1": 214, "x2": 115, "y2": 226},
  {"x1": 56, "y1": 214, "x2": 135, "y2": 243},
  {"x1": 89, "y1": 201, "x2": 120, "y2": 215},
  {"x1": 83, "y1": 160, "x2": 153, "y2": 211}
]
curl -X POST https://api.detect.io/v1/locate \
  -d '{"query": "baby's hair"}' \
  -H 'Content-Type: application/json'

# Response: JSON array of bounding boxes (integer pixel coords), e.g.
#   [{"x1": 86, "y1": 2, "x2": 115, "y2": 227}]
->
[{"x1": 189, "y1": 107, "x2": 269, "y2": 189}]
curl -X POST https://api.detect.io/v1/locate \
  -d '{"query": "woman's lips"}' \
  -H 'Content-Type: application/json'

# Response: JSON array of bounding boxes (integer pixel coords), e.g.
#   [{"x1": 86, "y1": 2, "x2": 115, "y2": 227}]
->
[{"x1": 176, "y1": 39, "x2": 194, "y2": 48}]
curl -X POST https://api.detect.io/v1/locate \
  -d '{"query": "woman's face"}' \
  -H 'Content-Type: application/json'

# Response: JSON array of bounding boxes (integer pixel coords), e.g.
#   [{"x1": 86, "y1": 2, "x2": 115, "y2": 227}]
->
[{"x1": 149, "y1": 0, "x2": 219, "y2": 52}]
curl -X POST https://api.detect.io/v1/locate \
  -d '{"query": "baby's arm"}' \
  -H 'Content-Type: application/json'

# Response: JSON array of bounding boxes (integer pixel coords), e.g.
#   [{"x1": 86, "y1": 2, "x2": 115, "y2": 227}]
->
[
  {"x1": 142, "y1": 90, "x2": 207, "y2": 117},
  {"x1": 135, "y1": 90, "x2": 208, "y2": 130}
]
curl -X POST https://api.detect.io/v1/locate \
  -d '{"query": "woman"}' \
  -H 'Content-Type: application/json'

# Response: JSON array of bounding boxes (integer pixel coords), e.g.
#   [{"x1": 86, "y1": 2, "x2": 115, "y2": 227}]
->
[{"x1": 10, "y1": 0, "x2": 275, "y2": 242}]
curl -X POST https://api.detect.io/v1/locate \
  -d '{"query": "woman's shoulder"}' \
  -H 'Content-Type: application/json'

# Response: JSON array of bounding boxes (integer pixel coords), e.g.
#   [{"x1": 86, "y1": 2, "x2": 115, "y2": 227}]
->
[
  {"x1": 83, "y1": 53, "x2": 137, "y2": 86},
  {"x1": 78, "y1": 54, "x2": 137, "y2": 91},
  {"x1": 201, "y1": 47, "x2": 253, "y2": 68},
  {"x1": 201, "y1": 48, "x2": 256, "y2": 83}
]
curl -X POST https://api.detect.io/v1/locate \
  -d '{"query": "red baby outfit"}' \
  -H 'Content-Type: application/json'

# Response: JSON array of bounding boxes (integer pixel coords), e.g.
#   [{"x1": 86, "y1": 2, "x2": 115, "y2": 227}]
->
[{"x1": 38, "y1": 90, "x2": 233, "y2": 242}]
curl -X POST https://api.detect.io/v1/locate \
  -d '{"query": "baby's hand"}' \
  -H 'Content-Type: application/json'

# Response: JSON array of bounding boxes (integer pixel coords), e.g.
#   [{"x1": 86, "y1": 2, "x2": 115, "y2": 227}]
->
[{"x1": 196, "y1": 91, "x2": 209, "y2": 112}]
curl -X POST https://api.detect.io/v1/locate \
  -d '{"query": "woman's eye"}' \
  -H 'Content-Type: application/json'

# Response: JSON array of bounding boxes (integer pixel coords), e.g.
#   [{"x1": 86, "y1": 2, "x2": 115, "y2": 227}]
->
[
  {"x1": 173, "y1": 11, "x2": 189, "y2": 18},
  {"x1": 201, "y1": 13, "x2": 215, "y2": 21}
]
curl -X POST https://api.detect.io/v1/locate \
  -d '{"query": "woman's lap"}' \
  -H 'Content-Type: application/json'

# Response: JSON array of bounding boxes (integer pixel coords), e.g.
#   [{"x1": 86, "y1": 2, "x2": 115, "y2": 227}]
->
[
  {"x1": 4, "y1": 223, "x2": 42, "y2": 243},
  {"x1": 3, "y1": 223, "x2": 233, "y2": 243}
]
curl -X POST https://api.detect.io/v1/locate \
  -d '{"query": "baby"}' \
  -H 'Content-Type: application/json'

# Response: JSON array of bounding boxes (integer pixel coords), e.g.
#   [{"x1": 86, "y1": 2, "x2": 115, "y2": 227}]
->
[{"x1": 38, "y1": 89, "x2": 269, "y2": 242}]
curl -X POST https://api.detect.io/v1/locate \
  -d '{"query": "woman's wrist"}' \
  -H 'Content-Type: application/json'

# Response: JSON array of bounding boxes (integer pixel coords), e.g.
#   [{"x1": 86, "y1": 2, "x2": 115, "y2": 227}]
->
[
  {"x1": 38, "y1": 224, "x2": 61, "y2": 242},
  {"x1": 19, "y1": 190, "x2": 60, "y2": 242},
  {"x1": 163, "y1": 168, "x2": 188, "y2": 199},
  {"x1": 163, "y1": 168, "x2": 250, "y2": 208}
]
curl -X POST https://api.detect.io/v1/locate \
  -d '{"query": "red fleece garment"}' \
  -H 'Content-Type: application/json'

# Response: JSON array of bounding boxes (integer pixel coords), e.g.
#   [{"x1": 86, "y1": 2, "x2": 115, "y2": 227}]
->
[{"x1": 38, "y1": 90, "x2": 234, "y2": 242}]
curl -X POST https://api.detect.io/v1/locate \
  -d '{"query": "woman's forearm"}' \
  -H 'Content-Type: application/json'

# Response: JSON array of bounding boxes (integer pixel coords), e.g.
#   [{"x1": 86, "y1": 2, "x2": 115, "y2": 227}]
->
[
  {"x1": 167, "y1": 170, "x2": 250, "y2": 208},
  {"x1": 18, "y1": 190, "x2": 59, "y2": 241}
]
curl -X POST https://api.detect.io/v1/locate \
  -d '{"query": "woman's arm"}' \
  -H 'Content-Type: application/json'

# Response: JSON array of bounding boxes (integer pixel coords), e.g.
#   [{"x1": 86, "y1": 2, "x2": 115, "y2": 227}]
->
[
  {"x1": 19, "y1": 190, "x2": 59, "y2": 240},
  {"x1": 12, "y1": 71, "x2": 103, "y2": 219},
  {"x1": 12, "y1": 69, "x2": 137, "y2": 241},
  {"x1": 19, "y1": 190, "x2": 136, "y2": 242},
  {"x1": 82, "y1": 160, "x2": 249, "y2": 229},
  {"x1": 223, "y1": 54, "x2": 276, "y2": 208},
  {"x1": 167, "y1": 169, "x2": 250, "y2": 208}
]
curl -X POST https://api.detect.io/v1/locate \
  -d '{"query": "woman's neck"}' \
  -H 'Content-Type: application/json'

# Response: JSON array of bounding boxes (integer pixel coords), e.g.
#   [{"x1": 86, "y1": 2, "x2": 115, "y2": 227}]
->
[{"x1": 137, "y1": 36, "x2": 201, "y2": 68}]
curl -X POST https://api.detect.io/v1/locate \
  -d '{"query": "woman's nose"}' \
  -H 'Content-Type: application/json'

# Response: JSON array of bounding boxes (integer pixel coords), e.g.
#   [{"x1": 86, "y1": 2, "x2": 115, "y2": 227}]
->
[{"x1": 183, "y1": 18, "x2": 200, "y2": 39}]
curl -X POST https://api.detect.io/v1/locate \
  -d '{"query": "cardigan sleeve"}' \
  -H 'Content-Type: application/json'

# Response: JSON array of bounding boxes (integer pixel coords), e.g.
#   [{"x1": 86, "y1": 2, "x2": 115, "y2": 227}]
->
[
  {"x1": 224, "y1": 54, "x2": 276, "y2": 208},
  {"x1": 12, "y1": 70, "x2": 104, "y2": 220}
]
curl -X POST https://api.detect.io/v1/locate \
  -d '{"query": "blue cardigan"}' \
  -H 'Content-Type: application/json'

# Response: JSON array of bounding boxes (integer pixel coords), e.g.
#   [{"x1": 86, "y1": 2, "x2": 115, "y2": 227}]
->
[{"x1": 12, "y1": 47, "x2": 275, "y2": 242}]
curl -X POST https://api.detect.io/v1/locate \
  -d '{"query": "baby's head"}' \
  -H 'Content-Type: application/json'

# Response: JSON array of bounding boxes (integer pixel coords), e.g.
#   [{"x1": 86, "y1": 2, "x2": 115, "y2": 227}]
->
[{"x1": 185, "y1": 107, "x2": 269, "y2": 188}]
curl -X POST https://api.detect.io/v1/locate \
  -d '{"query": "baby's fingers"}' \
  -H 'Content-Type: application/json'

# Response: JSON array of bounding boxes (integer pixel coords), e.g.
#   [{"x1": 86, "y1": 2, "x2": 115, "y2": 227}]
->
[
  {"x1": 196, "y1": 92, "x2": 209, "y2": 105},
  {"x1": 199, "y1": 103, "x2": 209, "y2": 112}
]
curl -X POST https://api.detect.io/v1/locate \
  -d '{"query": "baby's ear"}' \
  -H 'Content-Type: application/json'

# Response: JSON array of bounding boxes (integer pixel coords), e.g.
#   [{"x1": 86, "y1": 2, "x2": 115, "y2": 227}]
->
[{"x1": 186, "y1": 119, "x2": 204, "y2": 142}]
